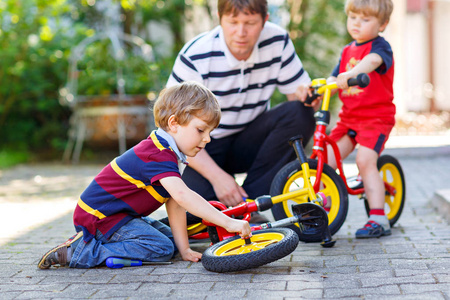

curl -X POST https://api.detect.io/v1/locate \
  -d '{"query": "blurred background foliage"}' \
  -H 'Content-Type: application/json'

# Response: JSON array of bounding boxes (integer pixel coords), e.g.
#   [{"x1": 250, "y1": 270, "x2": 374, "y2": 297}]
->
[{"x1": 0, "y1": 0, "x2": 348, "y2": 168}]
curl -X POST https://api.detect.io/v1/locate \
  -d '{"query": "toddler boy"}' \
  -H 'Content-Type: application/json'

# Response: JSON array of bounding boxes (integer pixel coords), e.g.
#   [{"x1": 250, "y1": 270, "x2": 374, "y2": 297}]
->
[{"x1": 326, "y1": 0, "x2": 395, "y2": 238}]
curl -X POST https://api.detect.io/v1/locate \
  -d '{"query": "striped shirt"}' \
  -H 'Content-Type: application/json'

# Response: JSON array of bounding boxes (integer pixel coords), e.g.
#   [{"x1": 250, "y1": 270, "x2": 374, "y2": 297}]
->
[
  {"x1": 167, "y1": 22, "x2": 311, "y2": 138},
  {"x1": 73, "y1": 130, "x2": 183, "y2": 242}
]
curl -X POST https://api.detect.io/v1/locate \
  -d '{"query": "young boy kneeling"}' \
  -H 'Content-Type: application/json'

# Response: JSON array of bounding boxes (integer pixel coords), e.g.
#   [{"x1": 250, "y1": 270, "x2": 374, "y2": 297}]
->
[{"x1": 38, "y1": 81, "x2": 251, "y2": 269}]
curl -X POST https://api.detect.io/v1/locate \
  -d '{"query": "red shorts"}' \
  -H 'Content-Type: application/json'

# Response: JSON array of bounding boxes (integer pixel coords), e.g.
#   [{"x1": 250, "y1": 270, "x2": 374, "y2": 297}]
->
[{"x1": 329, "y1": 119, "x2": 394, "y2": 154}]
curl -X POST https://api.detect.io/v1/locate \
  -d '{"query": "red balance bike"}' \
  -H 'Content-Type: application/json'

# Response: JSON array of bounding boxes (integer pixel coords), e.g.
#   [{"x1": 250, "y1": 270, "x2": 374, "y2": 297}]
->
[
  {"x1": 270, "y1": 73, "x2": 406, "y2": 242},
  {"x1": 189, "y1": 74, "x2": 405, "y2": 273}
]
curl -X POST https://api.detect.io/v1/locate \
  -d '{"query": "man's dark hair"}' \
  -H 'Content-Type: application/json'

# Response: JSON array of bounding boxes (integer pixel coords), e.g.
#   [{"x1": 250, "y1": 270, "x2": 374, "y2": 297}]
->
[{"x1": 218, "y1": 0, "x2": 268, "y2": 21}]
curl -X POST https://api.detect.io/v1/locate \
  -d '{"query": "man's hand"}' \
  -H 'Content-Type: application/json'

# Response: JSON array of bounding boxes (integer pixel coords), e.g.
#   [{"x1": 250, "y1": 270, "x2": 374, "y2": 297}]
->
[
  {"x1": 211, "y1": 172, "x2": 248, "y2": 207},
  {"x1": 288, "y1": 84, "x2": 321, "y2": 110},
  {"x1": 187, "y1": 149, "x2": 247, "y2": 207}
]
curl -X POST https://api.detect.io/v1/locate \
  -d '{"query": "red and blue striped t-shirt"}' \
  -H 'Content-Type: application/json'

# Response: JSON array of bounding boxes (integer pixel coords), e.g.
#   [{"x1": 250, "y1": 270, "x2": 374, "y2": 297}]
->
[{"x1": 73, "y1": 130, "x2": 182, "y2": 242}]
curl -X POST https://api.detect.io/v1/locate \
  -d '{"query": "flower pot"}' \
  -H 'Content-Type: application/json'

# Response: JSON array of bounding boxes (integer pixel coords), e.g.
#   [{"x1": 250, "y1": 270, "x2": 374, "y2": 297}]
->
[{"x1": 64, "y1": 94, "x2": 155, "y2": 163}]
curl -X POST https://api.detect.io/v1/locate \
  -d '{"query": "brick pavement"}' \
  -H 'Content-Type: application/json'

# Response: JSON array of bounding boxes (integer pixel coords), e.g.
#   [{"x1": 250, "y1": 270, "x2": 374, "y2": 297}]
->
[{"x1": 0, "y1": 143, "x2": 449, "y2": 299}]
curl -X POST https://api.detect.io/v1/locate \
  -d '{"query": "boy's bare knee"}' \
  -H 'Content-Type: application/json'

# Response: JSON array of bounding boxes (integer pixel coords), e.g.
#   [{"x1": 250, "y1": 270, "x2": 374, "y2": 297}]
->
[{"x1": 356, "y1": 147, "x2": 378, "y2": 170}]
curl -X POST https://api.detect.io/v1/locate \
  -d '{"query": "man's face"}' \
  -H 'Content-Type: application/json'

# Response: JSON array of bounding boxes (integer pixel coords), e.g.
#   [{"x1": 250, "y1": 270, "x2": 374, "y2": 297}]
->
[{"x1": 220, "y1": 11, "x2": 268, "y2": 61}]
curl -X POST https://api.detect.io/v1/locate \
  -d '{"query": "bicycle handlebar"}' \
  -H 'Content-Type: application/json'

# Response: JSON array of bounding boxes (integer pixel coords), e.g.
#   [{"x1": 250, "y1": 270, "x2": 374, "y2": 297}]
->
[
  {"x1": 348, "y1": 73, "x2": 370, "y2": 88},
  {"x1": 304, "y1": 73, "x2": 370, "y2": 104},
  {"x1": 304, "y1": 93, "x2": 320, "y2": 105}
]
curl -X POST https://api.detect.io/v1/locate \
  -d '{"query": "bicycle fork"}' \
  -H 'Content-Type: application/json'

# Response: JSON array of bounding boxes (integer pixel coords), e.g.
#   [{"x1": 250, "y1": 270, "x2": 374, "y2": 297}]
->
[
  {"x1": 251, "y1": 136, "x2": 327, "y2": 212},
  {"x1": 289, "y1": 136, "x2": 327, "y2": 207}
]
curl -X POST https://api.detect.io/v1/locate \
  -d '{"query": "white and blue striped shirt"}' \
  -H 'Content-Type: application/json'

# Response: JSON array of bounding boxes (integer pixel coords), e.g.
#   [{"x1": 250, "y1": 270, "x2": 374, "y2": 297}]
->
[{"x1": 167, "y1": 21, "x2": 311, "y2": 139}]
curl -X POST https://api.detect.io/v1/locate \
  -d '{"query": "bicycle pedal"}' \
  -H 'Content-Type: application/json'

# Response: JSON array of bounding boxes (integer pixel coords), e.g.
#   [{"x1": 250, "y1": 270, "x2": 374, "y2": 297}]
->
[
  {"x1": 347, "y1": 176, "x2": 364, "y2": 189},
  {"x1": 320, "y1": 239, "x2": 336, "y2": 248}
]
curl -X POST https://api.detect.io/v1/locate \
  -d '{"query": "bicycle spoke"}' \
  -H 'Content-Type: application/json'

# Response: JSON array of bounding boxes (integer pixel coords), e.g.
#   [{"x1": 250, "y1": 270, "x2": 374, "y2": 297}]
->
[{"x1": 221, "y1": 240, "x2": 278, "y2": 255}]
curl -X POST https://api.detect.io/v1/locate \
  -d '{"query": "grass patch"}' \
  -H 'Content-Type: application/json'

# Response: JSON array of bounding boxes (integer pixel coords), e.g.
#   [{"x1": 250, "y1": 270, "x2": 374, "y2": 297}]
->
[{"x1": 0, "y1": 149, "x2": 29, "y2": 169}]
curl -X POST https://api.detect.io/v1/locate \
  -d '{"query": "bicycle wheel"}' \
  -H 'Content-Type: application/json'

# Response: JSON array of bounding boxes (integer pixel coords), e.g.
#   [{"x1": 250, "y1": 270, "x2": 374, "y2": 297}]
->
[
  {"x1": 364, "y1": 155, "x2": 405, "y2": 226},
  {"x1": 202, "y1": 228, "x2": 299, "y2": 273},
  {"x1": 270, "y1": 159, "x2": 348, "y2": 242}
]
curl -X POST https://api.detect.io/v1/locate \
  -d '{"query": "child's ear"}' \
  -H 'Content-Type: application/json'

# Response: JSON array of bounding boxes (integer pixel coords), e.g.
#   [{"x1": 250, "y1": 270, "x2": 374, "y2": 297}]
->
[
  {"x1": 167, "y1": 115, "x2": 179, "y2": 133},
  {"x1": 379, "y1": 20, "x2": 389, "y2": 32}
]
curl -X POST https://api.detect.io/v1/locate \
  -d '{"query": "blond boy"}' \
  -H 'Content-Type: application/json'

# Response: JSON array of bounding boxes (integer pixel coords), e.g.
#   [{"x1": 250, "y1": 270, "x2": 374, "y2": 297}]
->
[
  {"x1": 38, "y1": 82, "x2": 251, "y2": 269},
  {"x1": 327, "y1": 0, "x2": 395, "y2": 238}
]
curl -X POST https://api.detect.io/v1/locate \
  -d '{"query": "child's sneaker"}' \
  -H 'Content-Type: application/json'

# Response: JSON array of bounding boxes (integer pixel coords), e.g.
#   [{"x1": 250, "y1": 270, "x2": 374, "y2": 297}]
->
[
  {"x1": 355, "y1": 220, "x2": 391, "y2": 239},
  {"x1": 38, "y1": 231, "x2": 83, "y2": 269}
]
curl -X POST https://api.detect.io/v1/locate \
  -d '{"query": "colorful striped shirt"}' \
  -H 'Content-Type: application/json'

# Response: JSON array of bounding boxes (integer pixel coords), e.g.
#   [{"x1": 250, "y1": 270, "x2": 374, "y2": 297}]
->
[
  {"x1": 167, "y1": 21, "x2": 311, "y2": 139},
  {"x1": 73, "y1": 130, "x2": 182, "y2": 242}
]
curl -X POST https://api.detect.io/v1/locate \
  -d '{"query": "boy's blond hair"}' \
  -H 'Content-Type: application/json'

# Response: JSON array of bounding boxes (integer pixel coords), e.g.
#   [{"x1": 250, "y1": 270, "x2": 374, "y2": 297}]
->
[
  {"x1": 153, "y1": 81, "x2": 221, "y2": 131},
  {"x1": 345, "y1": 0, "x2": 393, "y2": 25}
]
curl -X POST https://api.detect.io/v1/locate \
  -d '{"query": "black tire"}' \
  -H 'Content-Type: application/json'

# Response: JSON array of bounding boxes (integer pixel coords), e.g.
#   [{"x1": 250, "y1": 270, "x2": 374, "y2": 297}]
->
[
  {"x1": 202, "y1": 228, "x2": 299, "y2": 273},
  {"x1": 364, "y1": 155, "x2": 406, "y2": 226},
  {"x1": 270, "y1": 159, "x2": 348, "y2": 242}
]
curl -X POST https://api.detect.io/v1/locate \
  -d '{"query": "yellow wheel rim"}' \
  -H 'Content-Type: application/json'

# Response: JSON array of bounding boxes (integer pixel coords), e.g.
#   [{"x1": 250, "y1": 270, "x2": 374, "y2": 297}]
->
[
  {"x1": 281, "y1": 169, "x2": 340, "y2": 226},
  {"x1": 187, "y1": 223, "x2": 207, "y2": 236},
  {"x1": 379, "y1": 163, "x2": 404, "y2": 221},
  {"x1": 213, "y1": 232, "x2": 284, "y2": 256}
]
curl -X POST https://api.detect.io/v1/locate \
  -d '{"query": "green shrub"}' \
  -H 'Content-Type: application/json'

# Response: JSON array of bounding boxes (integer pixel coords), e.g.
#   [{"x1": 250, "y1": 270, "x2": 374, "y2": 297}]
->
[
  {"x1": 0, "y1": 150, "x2": 30, "y2": 169},
  {"x1": 0, "y1": 1, "x2": 88, "y2": 160},
  {"x1": 0, "y1": 0, "x2": 173, "y2": 163},
  {"x1": 74, "y1": 40, "x2": 164, "y2": 96}
]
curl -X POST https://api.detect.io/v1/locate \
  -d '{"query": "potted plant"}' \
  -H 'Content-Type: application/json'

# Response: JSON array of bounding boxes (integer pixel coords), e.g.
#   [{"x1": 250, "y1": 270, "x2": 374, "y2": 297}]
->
[{"x1": 61, "y1": 35, "x2": 166, "y2": 162}]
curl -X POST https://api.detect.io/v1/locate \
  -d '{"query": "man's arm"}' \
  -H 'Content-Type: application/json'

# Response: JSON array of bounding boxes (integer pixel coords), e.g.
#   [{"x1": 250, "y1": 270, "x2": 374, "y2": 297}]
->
[{"x1": 186, "y1": 150, "x2": 248, "y2": 207}]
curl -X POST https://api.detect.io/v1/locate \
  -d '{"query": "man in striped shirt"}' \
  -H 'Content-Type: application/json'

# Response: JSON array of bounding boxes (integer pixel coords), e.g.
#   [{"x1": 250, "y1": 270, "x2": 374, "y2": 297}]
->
[{"x1": 167, "y1": 0, "x2": 316, "y2": 215}]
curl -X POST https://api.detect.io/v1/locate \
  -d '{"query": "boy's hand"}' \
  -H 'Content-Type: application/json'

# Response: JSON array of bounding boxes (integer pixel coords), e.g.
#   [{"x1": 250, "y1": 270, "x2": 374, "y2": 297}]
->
[
  {"x1": 336, "y1": 71, "x2": 355, "y2": 90},
  {"x1": 226, "y1": 219, "x2": 252, "y2": 238},
  {"x1": 180, "y1": 248, "x2": 202, "y2": 262}
]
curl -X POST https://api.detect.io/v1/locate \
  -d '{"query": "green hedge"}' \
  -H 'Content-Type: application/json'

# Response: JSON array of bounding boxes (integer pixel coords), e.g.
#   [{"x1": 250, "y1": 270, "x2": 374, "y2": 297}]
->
[{"x1": 0, "y1": 0, "x2": 348, "y2": 167}]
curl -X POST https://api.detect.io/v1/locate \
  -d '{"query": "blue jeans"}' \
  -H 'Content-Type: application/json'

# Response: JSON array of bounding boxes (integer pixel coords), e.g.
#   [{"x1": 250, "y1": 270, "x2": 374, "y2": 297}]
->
[{"x1": 69, "y1": 216, "x2": 176, "y2": 268}]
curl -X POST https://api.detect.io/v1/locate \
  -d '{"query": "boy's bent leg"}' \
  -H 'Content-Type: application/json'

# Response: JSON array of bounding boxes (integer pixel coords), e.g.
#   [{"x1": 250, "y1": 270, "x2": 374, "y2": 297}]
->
[
  {"x1": 355, "y1": 146, "x2": 391, "y2": 238},
  {"x1": 70, "y1": 218, "x2": 175, "y2": 268},
  {"x1": 141, "y1": 216, "x2": 179, "y2": 256},
  {"x1": 231, "y1": 101, "x2": 315, "y2": 198}
]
